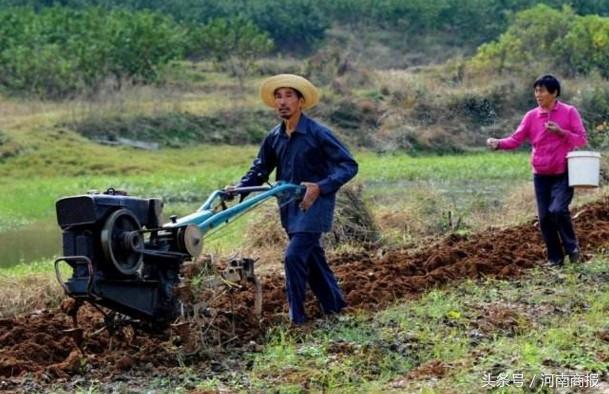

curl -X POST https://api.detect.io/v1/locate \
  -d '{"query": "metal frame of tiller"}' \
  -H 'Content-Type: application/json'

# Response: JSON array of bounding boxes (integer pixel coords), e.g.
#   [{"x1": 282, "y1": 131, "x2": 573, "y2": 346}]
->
[{"x1": 54, "y1": 182, "x2": 304, "y2": 328}]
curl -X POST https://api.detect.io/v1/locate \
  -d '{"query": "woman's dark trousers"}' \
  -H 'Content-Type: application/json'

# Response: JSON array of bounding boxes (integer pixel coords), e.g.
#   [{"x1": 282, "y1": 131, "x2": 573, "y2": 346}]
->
[{"x1": 533, "y1": 173, "x2": 578, "y2": 264}]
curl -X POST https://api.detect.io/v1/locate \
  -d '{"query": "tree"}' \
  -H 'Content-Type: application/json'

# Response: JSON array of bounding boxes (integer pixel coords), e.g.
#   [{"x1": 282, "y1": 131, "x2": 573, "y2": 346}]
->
[
  {"x1": 103, "y1": 9, "x2": 188, "y2": 86},
  {"x1": 0, "y1": 6, "x2": 189, "y2": 97},
  {"x1": 244, "y1": 0, "x2": 328, "y2": 53},
  {"x1": 468, "y1": 4, "x2": 609, "y2": 79},
  {"x1": 558, "y1": 15, "x2": 609, "y2": 77},
  {"x1": 468, "y1": 5, "x2": 574, "y2": 76},
  {"x1": 197, "y1": 17, "x2": 273, "y2": 89}
]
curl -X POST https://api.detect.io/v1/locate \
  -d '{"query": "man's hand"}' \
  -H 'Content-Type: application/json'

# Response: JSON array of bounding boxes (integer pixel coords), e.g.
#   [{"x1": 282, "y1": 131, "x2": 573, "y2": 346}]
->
[
  {"x1": 486, "y1": 138, "x2": 500, "y2": 150},
  {"x1": 545, "y1": 121, "x2": 565, "y2": 136},
  {"x1": 223, "y1": 185, "x2": 238, "y2": 201},
  {"x1": 299, "y1": 182, "x2": 320, "y2": 211}
]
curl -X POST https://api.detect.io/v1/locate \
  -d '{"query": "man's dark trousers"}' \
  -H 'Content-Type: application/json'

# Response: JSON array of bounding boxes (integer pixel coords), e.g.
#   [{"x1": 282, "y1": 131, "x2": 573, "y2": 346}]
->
[
  {"x1": 534, "y1": 173, "x2": 578, "y2": 263},
  {"x1": 284, "y1": 232, "x2": 346, "y2": 325}
]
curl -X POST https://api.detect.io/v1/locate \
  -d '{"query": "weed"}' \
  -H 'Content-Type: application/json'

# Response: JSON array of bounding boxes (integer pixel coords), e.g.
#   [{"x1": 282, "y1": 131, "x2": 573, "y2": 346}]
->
[{"x1": 0, "y1": 258, "x2": 66, "y2": 317}]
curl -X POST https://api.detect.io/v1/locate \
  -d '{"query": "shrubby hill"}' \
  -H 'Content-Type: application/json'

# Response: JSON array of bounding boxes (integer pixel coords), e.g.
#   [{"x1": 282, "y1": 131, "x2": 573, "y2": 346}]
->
[{"x1": 0, "y1": 1, "x2": 608, "y2": 153}]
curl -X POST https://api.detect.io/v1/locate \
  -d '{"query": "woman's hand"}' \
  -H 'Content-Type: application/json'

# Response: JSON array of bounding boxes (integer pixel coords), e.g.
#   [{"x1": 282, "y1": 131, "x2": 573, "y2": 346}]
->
[
  {"x1": 486, "y1": 138, "x2": 500, "y2": 150},
  {"x1": 545, "y1": 121, "x2": 565, "y2": 136}
]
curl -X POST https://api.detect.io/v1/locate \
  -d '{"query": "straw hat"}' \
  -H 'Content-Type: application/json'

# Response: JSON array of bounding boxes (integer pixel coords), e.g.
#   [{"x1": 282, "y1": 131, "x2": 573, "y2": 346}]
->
[{"x1": 259, "y1": 74, "x2": 320, "y2": 110}]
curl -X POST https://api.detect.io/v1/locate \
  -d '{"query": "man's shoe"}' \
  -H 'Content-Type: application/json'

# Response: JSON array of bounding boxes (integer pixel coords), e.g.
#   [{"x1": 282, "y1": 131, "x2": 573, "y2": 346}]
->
[
  {"x1": 545, "y1": 259, "x2": 564, "y2": 269},
  {"x1": 568, "y1": 251, "x2": 580, "y2": 264}
]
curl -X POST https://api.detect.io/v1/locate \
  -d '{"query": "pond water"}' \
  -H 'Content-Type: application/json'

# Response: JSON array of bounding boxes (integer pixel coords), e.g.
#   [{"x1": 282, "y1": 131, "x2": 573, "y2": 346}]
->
[{"x1": 0, "y1": 219, "x2": 62, "y2": 269}]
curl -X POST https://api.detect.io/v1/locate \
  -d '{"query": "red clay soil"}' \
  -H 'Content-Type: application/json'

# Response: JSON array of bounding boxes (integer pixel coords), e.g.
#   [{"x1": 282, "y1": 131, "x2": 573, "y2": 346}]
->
[{"x1": 2, "y1": 196, "x2": 609, "y2": 382}]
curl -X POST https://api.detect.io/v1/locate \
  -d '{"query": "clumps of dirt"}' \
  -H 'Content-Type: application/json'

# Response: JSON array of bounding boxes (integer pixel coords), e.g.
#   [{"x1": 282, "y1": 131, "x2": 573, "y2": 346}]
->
[
  {"x1": 596, "y1": 330, "x2": 609, "y2": 342},
  {"x1": 222, "y1": 195, "x2": 609, "y2": 327},
  {"x1": 406, "y1": 359, "x2": 448, "y2": 380},
  {"x1": 0, "y1": 305, "x2": 176, "y2": 381},
  {"x1": 472, "y1": 304, "x2": 531, "y2": 336},
  {"x1": 389, "y1": 359, "x2": 448, "y2": 389},
  {"x1": 2, "y1": 196, "x2": 609, "y2": 383}
]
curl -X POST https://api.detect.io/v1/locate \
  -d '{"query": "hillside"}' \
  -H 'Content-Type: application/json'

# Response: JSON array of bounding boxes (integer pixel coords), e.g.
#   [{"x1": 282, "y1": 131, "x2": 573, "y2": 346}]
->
[{"x1": 0, "y1": 2, "x2": 608, "y2": 158}]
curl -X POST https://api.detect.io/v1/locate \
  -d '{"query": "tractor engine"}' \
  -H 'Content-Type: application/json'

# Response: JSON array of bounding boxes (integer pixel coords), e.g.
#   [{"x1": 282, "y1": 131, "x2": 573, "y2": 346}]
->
[{"x1": 55, "y1": 188, "x2": 202, "y2": 324}]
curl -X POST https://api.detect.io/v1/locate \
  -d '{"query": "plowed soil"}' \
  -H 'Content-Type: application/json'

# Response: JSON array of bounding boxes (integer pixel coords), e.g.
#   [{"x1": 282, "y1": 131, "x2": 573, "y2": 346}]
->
[{"x1": 2, "y1": 196, "x2": 609, "y2": 386}]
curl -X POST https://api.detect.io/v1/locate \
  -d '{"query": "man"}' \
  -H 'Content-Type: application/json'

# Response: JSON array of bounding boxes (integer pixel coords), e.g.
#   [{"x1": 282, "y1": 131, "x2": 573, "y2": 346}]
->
[
  {"x1": 235, "y1": 74, "x2": 358, "y2": 325},
  {"x1": 487, "y1": 74, "x2": 587, "y2": 267}
]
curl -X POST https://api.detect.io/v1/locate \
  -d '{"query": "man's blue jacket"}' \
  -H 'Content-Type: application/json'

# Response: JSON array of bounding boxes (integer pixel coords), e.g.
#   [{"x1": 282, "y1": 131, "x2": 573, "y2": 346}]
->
[{"x1": 238, "y1": 114, "x2": 358, "y2": 233}]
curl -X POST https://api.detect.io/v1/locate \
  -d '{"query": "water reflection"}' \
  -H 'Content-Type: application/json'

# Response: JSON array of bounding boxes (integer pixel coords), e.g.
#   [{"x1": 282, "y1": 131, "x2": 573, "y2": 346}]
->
[{"x1": 0, "y1": 219, "x2": 61, "y2": 269}]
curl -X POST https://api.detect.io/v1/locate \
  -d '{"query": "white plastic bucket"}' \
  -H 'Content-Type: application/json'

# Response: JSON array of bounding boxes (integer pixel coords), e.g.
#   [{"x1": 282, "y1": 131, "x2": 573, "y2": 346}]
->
[{"x1": 566, "y1": 151, "x2": 601, "y2": 188}]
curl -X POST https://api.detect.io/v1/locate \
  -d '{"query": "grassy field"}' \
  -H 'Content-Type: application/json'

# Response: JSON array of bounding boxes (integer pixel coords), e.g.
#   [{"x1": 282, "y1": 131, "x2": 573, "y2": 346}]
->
[
  {"x1": 0, "y1": 148, "x2": 530, "y2": 228},
  {"x1": 0, "y1": 148, "x2": 533, "y2": 269}
]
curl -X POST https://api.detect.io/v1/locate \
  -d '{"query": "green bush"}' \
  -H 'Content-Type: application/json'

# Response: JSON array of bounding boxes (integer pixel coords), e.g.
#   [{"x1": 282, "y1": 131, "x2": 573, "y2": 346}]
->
[
  {"x1": 575, "y1": 82, "x2": 609, "y2": 149},
  {"x1": 0, "y1": 0, "x2": 328, "y2": 53},
  {"x1": 319, "y1": 0, "x2": 609, "y2": 47},
  {"x1": 469, "y1": 4, "x2": 574, "y2": 75},
  {"x1": 559, "y1": 15, "x2": 609, "y2": 78},
  {"x1": 0, "y1": 44, "x2": 82, "y2": 97},
  {"x1": 194, "y1": 17, "x2": 273, "y2": 87},
  {"x1": 469, "y1": 4, "x2": 609, "y2": 78},
  {"x1": 0, "y1": 6, "x2": 188, "y2": 97},
  {"x1": 244, "y1": 0, "x2": 328, "y2": 53},
  {"x1": 2, "y1": 0, "x2": 609, "y2": 55}
]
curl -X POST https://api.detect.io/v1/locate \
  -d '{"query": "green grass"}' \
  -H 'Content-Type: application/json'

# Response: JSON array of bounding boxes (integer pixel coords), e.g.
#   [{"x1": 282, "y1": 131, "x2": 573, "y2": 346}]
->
[
  {"x1": 0, "y1": 148, "x2": 529, "y2": 229},
  {"x1": 0, "y1": 146, "x2": 254, "y2": 230},
  {"x1": 0, "y1": 147, "x2": 532, "y2": 267},
  {"x1": 0, "y1": 257, "x2": 56, "y2": 277},
  {"x1": 358, "y1": 150, "x2": 530, "y2": 182}
]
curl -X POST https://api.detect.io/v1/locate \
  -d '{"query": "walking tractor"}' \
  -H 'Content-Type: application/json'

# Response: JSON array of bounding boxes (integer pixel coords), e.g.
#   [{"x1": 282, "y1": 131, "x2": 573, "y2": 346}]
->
[{"x1": 54, "y1": 182, "x2": 304, "y2": 328}]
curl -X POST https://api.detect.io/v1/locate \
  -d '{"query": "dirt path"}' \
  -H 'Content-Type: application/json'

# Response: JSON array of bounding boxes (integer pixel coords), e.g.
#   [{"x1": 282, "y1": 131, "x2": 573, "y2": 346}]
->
[{"x1": 2, "y1": 196, "x2": 609, "y2": 385}]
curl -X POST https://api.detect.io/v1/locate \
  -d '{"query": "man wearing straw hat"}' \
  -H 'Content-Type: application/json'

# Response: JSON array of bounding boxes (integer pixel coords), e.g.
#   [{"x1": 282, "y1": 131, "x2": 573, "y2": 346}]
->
[
  {"x1": 235, "y1": 74, "x2": 358, "y2": 325},
  {"x1": 486, "y1": 74, "x2": 587, "y2": 268}
]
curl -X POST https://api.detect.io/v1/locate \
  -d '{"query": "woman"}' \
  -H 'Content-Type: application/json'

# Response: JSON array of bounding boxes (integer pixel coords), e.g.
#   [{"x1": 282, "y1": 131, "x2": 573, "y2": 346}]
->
[{"x1": 487, "y1": 75, "x2": 587, "y2": 267}]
